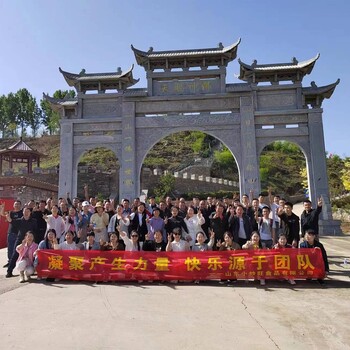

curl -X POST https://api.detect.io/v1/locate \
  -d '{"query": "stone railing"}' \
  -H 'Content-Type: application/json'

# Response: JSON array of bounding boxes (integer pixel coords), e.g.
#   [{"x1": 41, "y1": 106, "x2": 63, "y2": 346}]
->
[{"x1": 152, "y1": 168, "x2": 238, "y2": 188}]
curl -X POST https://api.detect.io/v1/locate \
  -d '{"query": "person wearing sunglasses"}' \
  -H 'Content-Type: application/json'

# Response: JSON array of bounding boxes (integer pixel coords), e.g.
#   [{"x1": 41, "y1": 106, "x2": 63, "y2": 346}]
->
[
  {"x1": 166, "y1": 228, "x2": 190, "y2": 252},
  {"x1": 120, "y1": 230, "x2": 141, "y2": 251}
]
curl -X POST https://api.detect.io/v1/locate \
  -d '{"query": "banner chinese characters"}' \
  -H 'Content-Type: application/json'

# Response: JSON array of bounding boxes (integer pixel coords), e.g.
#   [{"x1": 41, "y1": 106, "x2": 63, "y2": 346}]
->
[{"x1": 36, "y1": 248, "x2": 325, "y2": 282}]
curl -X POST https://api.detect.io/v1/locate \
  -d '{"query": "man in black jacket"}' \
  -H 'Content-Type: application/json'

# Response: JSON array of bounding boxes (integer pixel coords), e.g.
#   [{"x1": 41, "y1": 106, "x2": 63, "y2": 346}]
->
[
  {"x1": 230, "y1": 204, "x2": 252, "y2": 247},
  {"x1": 278, "y1": 202, "x2": 300, "y2": 247},
  {"x1": 300, "y1": 198, "x2": 322, "y2": 238},
  {"x1": 6, "y1": 206, "x2": 38, "y2": 278}
]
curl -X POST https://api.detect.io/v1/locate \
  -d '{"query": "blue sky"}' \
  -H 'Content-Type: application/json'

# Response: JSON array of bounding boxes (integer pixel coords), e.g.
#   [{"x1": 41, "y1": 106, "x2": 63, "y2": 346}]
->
[{"x1": 0, "y1": 0, "x2": 349, "y2": 157}]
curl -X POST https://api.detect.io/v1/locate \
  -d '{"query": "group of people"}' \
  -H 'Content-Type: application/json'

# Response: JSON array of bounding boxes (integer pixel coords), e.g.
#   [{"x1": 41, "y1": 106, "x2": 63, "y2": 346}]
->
[{"x1": 0, "y1": 189, "x2": 329, "y2": 285}]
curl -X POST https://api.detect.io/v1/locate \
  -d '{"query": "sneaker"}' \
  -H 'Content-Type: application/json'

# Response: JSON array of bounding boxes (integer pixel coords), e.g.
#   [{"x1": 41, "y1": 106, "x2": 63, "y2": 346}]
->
[
  {"x1": 24, "y1": 272, "x2": 31, "y2": 282},
  {"x1": 260, "y1": 279, "x2": 266, "y2": 286},
  {"x1": 19, "y1": 272, "x2": 25, "y2": 283},
  {"x1": 3, "y1": 263, "x2": 9, "y2": 268},
  {"x1": 5, "y1": 272, "x2": 13, "y2": 278},
  {"x1": 288, "y1": 280, "x2": 296, "y2": 285}
]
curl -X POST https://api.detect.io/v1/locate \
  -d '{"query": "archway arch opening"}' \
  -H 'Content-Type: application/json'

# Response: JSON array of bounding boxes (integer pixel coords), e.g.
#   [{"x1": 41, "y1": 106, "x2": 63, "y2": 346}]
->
[
  {"x1": 259, "y1": 140, "x2": 307, "y2": 199},
  {"x1": 76, "y1": 147, "x2": 120, "y2": 201},
  {"x1": 140, "y1": 131, "x2": 239, "y2": 200}
]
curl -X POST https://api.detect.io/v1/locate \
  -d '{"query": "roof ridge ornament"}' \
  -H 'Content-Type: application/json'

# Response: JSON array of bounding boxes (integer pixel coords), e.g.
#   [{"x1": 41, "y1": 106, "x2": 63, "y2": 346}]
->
[
  {"x1": 292, "y1": 57, "x2": 298, "y2": 64},
  {"x1": 79, "y1": 69, "x2": 86, "y2": 76}
]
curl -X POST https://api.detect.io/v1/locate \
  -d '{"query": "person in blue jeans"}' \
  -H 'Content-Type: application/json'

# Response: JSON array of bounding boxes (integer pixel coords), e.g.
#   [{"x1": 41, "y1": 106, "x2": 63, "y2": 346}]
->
[
  {"x1": 5, "y1": 207, "x2": 38, "y2": 278},
  {"x1": 0, "y1": 200, "x2": 23, "y2": 268}
]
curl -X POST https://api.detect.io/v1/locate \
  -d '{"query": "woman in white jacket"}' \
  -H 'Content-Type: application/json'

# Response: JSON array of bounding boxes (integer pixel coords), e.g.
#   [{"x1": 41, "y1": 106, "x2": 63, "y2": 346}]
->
[
  {"x1": 184, "y1": 207, "x2": 206, "y2": 248},
  {"x1": 108, "y1": 204, "x2": 130, "y2": 234}
]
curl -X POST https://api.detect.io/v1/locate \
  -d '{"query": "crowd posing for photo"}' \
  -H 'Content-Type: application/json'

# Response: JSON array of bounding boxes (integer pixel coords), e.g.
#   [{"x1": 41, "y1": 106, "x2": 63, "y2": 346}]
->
[{"x1": 0, "y1": 189, "x2": 329, "y2": 285}]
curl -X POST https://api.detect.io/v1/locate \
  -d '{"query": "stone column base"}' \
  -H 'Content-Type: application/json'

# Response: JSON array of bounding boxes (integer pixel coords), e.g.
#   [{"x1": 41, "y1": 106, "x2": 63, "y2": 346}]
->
[{"x1": 319, "y1": 219, "x2": 343, "y2": 236}]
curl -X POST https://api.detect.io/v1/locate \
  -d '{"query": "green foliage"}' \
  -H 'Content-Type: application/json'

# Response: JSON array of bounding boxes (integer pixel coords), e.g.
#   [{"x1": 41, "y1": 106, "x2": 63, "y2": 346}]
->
[
  {"x1": 78, "y1": 147, "x2": 119, "y2": 171},
  {"x1": 260, "y1": 141, "x2": 306, "y2": 195},
  {"x1": 154, "y1": 174, "x2": 176, "y2": 198},
  {"x1": 327, "y1": 154, "x2": 345, "y2": 197},
  {"x1": 211, "y1": 146, "x2": 238, "y2": 181},
  {"x1": 183, "y1": 190, "x2": 238, "y2": 201},
  {"x1": 341, "y1": 158, "x2": 350, "y2": 191},
  {"x1": 332, "y1": 195, "x2": 350, "y2": 210}
]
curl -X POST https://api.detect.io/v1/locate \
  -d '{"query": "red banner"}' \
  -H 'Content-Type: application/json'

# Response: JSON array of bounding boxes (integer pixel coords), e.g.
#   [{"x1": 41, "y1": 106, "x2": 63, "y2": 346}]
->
[
  {"x1": 36, "y1": 248, "x2": 325, "y2": 282},
  {"x1": 0, "y1": 198, "x2": 14, "y2": 248}
]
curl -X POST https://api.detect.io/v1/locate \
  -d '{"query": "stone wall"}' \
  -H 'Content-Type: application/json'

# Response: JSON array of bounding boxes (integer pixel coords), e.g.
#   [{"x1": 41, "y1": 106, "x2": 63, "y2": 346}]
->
[
  {"x1": 1, "y1": 167, "x2": 237, "y2": 201},
  {"x1": 0, "y1": 177, "x2": 58, "y2": 204}
]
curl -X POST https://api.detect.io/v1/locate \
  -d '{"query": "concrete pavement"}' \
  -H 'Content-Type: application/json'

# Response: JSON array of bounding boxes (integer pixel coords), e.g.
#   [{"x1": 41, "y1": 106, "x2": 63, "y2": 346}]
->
[{"x1": 0, "y1": 235, "x2": 349, "y2": 350}]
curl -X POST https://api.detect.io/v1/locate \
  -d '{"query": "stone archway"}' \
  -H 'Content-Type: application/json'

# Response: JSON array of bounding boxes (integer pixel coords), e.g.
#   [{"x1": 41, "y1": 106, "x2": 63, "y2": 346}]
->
[
  {"x1": 138, "y1": 129, "x2": 240, "y2": 196},
  {"x1": 48, "y1": 40, "x2": 341, "y2": 234}
]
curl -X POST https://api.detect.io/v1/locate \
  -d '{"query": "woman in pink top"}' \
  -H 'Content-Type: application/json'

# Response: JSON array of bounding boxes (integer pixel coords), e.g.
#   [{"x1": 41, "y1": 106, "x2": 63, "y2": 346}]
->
[{"x1": 16, "y1": 231, "x2": 38, "y2": 283}]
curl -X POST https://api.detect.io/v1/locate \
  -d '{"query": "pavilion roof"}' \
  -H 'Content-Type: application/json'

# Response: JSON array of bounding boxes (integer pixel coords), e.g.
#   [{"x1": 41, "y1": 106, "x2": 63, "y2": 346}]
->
[
  {"x1": 238, "y1": 54, "x2": 320, "y2": 83},
  {"x1": 131, "y1": 39, "x2": 241, "y2": 70},
  {"x1": 59, "y1": 65, "x2": 139, "y2": 92},
  {"x1": 302, "y1": 79, "x2": 340, "y2": 107},
  {"x1": 0, "y1": 138, "x2": 44, "y2": 159}
]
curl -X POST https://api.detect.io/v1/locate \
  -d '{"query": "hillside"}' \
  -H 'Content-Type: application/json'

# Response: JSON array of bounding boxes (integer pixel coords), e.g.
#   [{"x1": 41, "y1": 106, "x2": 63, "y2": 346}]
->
[{"x1": 0, "y1": 132, "x2": 233, "y2": 176}]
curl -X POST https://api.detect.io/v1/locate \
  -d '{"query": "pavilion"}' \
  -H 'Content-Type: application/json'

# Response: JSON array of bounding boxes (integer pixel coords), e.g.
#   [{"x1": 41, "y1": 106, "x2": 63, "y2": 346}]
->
[{"x1": 0, "y1": 138, "x2": 44, "y2": 175}]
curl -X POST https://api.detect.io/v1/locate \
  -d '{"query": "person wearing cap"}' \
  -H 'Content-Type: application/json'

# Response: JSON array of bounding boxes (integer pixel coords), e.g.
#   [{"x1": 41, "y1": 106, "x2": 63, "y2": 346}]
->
[
  {"x1": 81, "y1": 231, "x2": 100, "y2": 250},
  {"x1": 90, "y1": 201, "x2": 109, "y2": 243},
  {"x1": 299, "y1": 229, "x2": 329, "y2": 278},
  {"x1": 148, "y1": 207, "x2": 165, "y2": 241}
]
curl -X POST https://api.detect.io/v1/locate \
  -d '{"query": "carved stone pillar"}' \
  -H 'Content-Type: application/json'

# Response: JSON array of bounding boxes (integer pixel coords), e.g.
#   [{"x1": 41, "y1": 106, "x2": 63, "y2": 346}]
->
[
  {"x1": 308, "y1": 109, "x2": 342, "y2": 234},
  {"x1": 59, "y1": 121, "x2": 74, "y2": 197},
  {"x1": 240, "y1": 96, "x2": 260, "y2": 197},
  {"x1": 120, "y1": 101, "x2": 137, "y2": 201}
]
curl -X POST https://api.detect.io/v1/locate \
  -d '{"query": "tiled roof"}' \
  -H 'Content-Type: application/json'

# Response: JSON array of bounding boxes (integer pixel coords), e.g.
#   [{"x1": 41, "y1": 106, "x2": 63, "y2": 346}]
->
[
  {"x1": 8, "y1": 139, "x2": 33, "y2": 151},
  {"x1": 59, "y1": 65, "x2": 135, "y2": 82},
  {"x1": 303, "y1": 79, "x2": 340, "y2": 98},
  {"x1": 238, "y1": 54, "x2": 320, "y2": 72},
  {"x1": 43, "y1": 93, "x2": 78, "y2": 106},
  {"x1": 132, "y1": 39, "x2": 241, "y2": 58}
]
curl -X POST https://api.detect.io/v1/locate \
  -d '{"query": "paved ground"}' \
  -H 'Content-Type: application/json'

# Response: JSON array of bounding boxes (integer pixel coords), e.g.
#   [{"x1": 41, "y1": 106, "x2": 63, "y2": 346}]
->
[{"x1": 0, "y1": 234, "x2": 349, "y2": 350}]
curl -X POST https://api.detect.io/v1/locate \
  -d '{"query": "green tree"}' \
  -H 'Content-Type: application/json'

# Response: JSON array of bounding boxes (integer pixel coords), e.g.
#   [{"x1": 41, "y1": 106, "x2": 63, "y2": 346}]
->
[
  {"x1": 3, "y1": 92, "x2": 19, "y2": 137},
  {"x1": 259, "y1": 141, "x2": 306, "y2": 195},
  {"x1": 341, "y1": 158, "x2": 350, "y2": 191},
  {"x1": 40, "y1": 90, "x2": 76, "y2": 135},
  {"x1": 0, "y1": 95, "x2": 9, "y2": 137},
  {"x1": 327, "y1": 154, "x2": 345, "y2": 198},
  {"x1": 28, "y1": 98, "x2": 42, "y2": 137},
  {"x1": 154, "y1": 174, "x2": 175, "y2": 199},
  {"x1": 16, "y1": 88, "x2": 35, "y2": 136}
]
